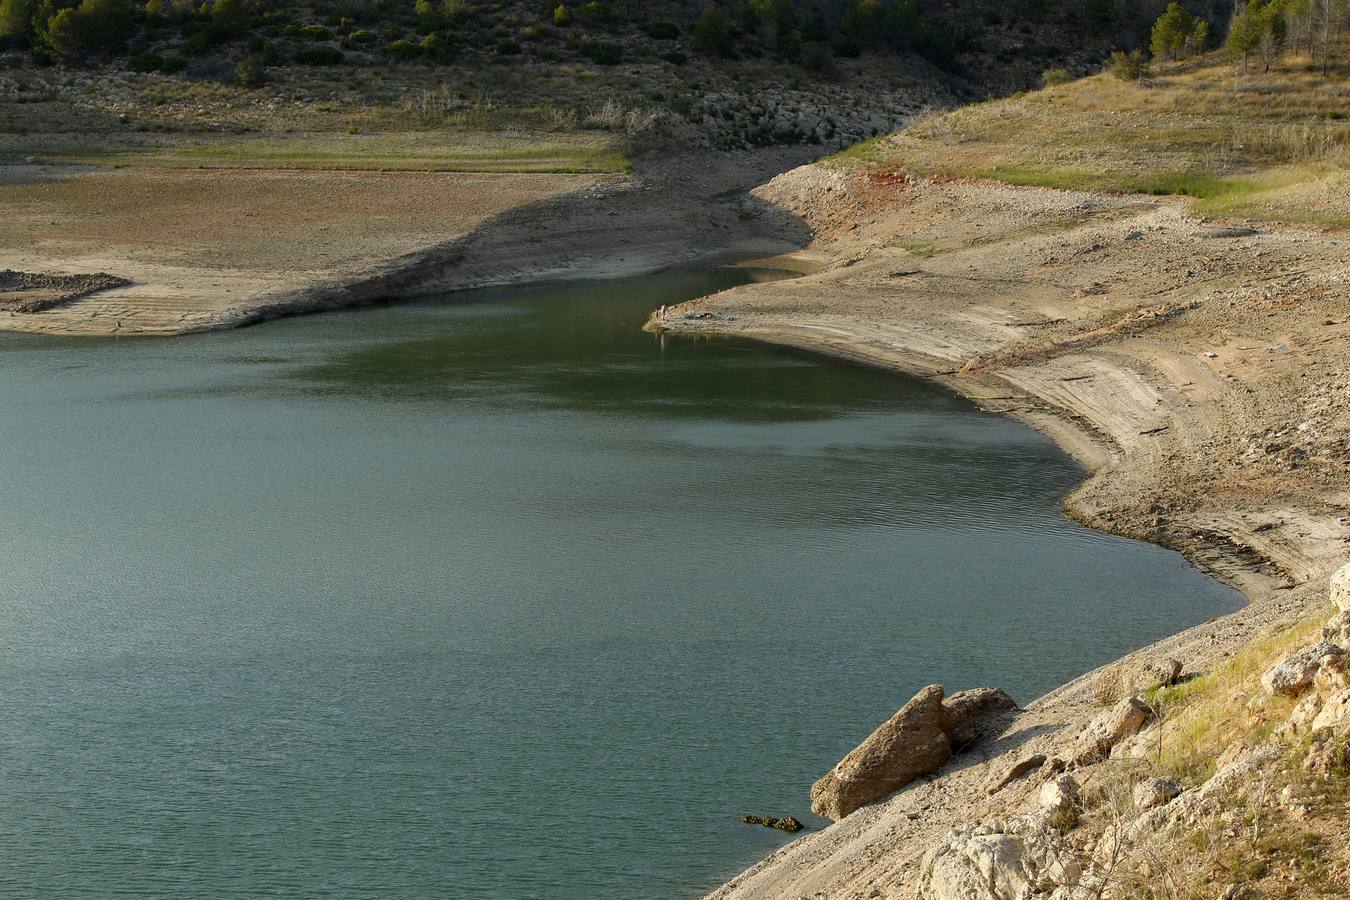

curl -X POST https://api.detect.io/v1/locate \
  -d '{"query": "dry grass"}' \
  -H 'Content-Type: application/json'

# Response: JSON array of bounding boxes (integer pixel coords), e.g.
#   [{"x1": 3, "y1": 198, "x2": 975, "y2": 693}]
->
[
  {"x1": 1066, "y1": 610, "x2": 1350, "y2": 898},
  {"x1": 827, "y1": 48, "x2": 1350, "y2": 227}
]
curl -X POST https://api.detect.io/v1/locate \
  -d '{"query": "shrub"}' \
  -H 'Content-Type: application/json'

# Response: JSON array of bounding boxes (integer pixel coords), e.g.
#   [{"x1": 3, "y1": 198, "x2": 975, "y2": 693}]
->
[
  {"x1": 552, "y1": 3, "x2": 571, "y2": 26},
  {"x1": 128, "y1": 50, "x2": 163, "y2": 72},
  {"x1": 495, "y1": 39, "x2": 521, "y2": 55},
  {"x1": 647, "y1": 21, "x2": 678, "y2": 39},
  {"x1": 661, "y1": 49, "x2": 686, "y2": 65},
  {"x1": 1042, "y1": 67, "x2": 1072, "y2": 86},
  {"x1": 160, "y1": 53, "x2": 186, "y2": 73},
  {"x1": 234, "y1": 55, "x2": 265, "y2": 86},
  {"x1": 386, "y1": 38, "x2": 420, "y2": 60},
  {"x1": 583, "y1": 39, "x2": 621, "y2": 64},
  {"x1": 348, "y1": 29, "x2": 374, "y2": 43},
  {"x1": 832, "y1": 37, "x2": 861, "y2": 58},
  {"x1": 298, "y1": 24, "x2": 332, "y2": 41},
  {"x1": 40, "y1": 0, "x2": 132, "y2": 61},
  {"x1": 1109, "y1": 48, "x2": 1149, "y2": 80},
  {"x1": 692, "y1": 4, "x2": 731, "y2": 56},
  {"x1": 294, "y1": 45, "x2": 344, "y2": 65}
]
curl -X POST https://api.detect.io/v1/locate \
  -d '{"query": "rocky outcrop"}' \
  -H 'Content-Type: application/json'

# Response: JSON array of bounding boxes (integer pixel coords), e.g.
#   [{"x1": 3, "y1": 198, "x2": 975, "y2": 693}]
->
[
  {"x1": 918, "y1": 815, "x2": 1092, "y2": 900},
  {"x1": 1260, "y1": 642, "x2": 1345, "y2": 697},
  {"x1": 811, "y1": 684, "x2": 1020, "y2": 821},
  {"x1": 1323, "y1": 610, "x2": 1350, "y2": 650},
  {"x1": 944, "y1": 687, "x2": 1019, "y2": 747},
  {"x1": 1073, "y1": 696, "x2": 1152, "y2": 763},
  {"x1": 810, "y1": 685, "x2": 954, "y2": 821},
  {"x1": 1331, "y1": 562, "x2": 1350, "y2": 612}
]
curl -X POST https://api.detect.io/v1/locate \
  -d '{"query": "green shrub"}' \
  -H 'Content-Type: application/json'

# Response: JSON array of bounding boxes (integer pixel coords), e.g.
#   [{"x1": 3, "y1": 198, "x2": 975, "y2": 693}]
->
[
  {"x1": 386, "y1": 38, "x2": 420, "y2": 60},
  {"x1": 294, "y1": 45, "x2": 344, "y2": 65},
  {"x1": 1109, "y1": 48, "x2": 1149, "y2": 80},
  {"x1": 661, "y1": 49, "x2": 686, "y2": 65},
  {"x1": 552, "y1": 3, "x2": 571, "y2": 26},
  {"x1": 495, "y1": 39, "x2": 521, "y2": 55},
  {"x1": 234, "y1": 55, "x2": 265, "y2": 86},
  {"x1": 348, "y1": 28, "x2": 374, "y2": 43},
  {"x1": 128, "y1": 50, "x2": 163, "y2": 72},
  {"x1": 647, "y1": 20, "x2": 678, "y2": 39},
  {"x1": 160, "y1": 53, "x2": 186, "y2": 73},
  {"x1": 1042, "y1": 67, "x2": 1072, "y2": 86},
  {"x1": 298, "y1": 24, "x2": 332, "y2": 41},
  {"x1": 583, "y1": 39, "x2": 621, "y2": 64}
]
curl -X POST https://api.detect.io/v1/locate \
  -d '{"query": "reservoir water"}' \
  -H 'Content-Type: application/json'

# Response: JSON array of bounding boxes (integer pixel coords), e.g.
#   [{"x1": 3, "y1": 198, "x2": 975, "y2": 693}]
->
[{"x1": 0, "y1": 268, "x2": 1240, "y2": 897}]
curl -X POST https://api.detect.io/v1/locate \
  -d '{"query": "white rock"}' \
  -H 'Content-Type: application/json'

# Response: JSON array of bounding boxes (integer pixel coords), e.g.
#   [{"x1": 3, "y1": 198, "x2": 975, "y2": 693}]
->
[
  {"x1": 1260, "y1": 642, "x2": 1344, "y2": 697},
  {"x1": 1331, "y1": 562, "x2": 1350, "y2": 612},
  {"x1": 1323, "y1": 610, "x2": 1350, "y2": 650},
  {"x1": 918, "y1": 815, "x2": 1090, "y2": 900},
  {"x1": 1039, "y1": 774, "x2": 1080, "y2": 813},
  {"x1": 1310, "y1": 689, "x2": 1350, "y2": 732},
  {"x1": 1075, "y1": 697, "x2": 1152, "y2": 763},
  {"x1": 1132, "y1": 776, "x2": 1183, "y2": 811}
]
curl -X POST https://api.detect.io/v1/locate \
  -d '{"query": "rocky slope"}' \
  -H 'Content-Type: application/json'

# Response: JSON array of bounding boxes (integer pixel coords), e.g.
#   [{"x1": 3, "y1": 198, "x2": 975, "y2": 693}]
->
[{"x1": 648, "y1": 163, "x2": 1350, "y2": 898}]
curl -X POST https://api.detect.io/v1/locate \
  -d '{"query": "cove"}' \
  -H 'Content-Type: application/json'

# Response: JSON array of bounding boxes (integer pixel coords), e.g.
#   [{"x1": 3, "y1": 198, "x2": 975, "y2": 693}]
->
[{"x1": 0, "y1": 267, "x2": 1240, "y2": 898}]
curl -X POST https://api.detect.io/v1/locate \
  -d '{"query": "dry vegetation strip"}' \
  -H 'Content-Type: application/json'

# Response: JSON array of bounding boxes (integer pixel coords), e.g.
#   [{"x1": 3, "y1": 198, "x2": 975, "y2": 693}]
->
[{"x1": 829, "y1": 50, "x2": 1350, "y2": 227}]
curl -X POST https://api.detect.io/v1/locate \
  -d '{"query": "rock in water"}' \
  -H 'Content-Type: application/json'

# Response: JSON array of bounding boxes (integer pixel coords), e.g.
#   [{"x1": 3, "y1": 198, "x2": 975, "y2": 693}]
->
[
  {"x1": 810, "y1": 684, "x2": 953, "y2": 821},
  {"x1": 944, "y1": 687, "x2": 1018, "y2": 747},
  {"x1": 739, "y1": 814, "x2": 804, "y2": 833}
]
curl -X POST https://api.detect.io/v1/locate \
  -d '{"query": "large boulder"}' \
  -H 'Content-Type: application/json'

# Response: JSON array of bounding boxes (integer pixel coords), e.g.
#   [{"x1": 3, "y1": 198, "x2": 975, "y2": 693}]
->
[
  {"x1": 1331, "y1": 562, "x2": 1350, "y2": 613},
  {"x1": 1311, "y1": 688, "x2": 1350, "y2": 733},
  {"x1": 810, "y1": 684, "x2": 953, "y2": 821},
  {"x1": 1260, "y1": 642, "x2": 1344, "y2": 697},
  {"x1": 918, "y1": 816, "x2": 1091, "y2": 900},
  {"x1": 1074, "y1": 697, "x2": 1152, "y2": 763},
  {"x1": 1323, "y1": 610, "x2": 1350, "y2": 651},
  {"x1": 944, "y1": 687, "x2": 1019, "y2": 747}
]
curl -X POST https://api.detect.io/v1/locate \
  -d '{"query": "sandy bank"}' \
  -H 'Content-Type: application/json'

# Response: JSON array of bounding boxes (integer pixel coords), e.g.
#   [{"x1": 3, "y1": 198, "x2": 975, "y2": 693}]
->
[
  {"x1": 0, "y1": 149, "x2": 815, "y2": 337},
  {"x1": 648, "y1": 164, "x2": 1349, "y2": 899}
]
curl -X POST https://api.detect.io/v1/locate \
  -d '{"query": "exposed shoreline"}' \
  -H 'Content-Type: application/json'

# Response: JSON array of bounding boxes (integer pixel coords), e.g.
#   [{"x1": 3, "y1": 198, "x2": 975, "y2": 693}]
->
[{"x1": 647, "y1": 165, "x2": 1348, "y2": 897}]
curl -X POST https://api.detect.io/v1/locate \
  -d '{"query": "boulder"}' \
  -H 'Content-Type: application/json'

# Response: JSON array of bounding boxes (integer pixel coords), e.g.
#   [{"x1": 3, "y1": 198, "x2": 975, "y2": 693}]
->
[
  {"x1": 1074, "y1": 697, "x2": 1152, "y2": 763},
  {"x1": 1132, "y1": 777, "x2": 1182, "y2": 811},
  {"x1": 1091, "y1": 656, "x2": 1183, "y2": 705},
  {"x1": 1310, "y1": 688, "x2": 1350, "y2": 733},
  {"x1": 944, "y1": 687, "x2": 1019, "y2": 747},
  {"x1": 1323, "y1": 610, "x2": 1350, "y2": 650},
  {"x1": 1038, "y1": 774, "x2": 1080, "y2": 814},
  {"x1": 810, "y1": 684, "x2": 953, "y2": 821},
  {"x1": 918, "y1": 816, "x2": 1091, "y2": 900},
  {"x1": 1331, "y1": 561, "x2": 1350, "y2": 613},
  {"x1": 1260, "y1": 642, "x2": 1344, "y2": 697},
  {"x1": 1314, "y1": 652, "x2": 1349, "y2": 696},
  {"x1": 1282, "y1": 692, "x2": 1325, "y2": 738},
  {"x1": 987, "y1": 754, "x2": 1047, "y2": 796}
]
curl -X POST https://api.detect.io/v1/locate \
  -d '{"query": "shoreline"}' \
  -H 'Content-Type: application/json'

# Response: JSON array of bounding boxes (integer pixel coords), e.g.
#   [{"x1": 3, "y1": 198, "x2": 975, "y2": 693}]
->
[{"x1": 647, "y1": 165, "x2": 1348, "y2": 897}]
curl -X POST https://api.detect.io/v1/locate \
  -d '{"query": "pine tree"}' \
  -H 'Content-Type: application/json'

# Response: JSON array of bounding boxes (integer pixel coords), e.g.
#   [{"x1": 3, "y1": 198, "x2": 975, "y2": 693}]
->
[{"x1": 1150, "y1": 2, "x2": 1195, "y2": 61}]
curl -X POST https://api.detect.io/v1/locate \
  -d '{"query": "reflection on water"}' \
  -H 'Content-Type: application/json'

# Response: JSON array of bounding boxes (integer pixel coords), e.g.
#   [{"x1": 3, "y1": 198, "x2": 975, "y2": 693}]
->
[{"x1": 0, "y1": 268, "x2": 1240, "y2": 898}]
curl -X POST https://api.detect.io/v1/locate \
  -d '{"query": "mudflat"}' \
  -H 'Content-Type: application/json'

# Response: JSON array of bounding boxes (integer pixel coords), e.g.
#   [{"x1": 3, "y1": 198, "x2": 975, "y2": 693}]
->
[{"x1": 0, "y1": 165, "x2": 603, "y2": 335}]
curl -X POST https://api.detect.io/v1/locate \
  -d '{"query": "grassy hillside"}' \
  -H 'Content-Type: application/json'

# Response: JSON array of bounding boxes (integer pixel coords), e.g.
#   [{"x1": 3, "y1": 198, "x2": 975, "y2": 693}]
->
[{"x1": 828, "y1": 44, "x2": 1350, "y2": 227}]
